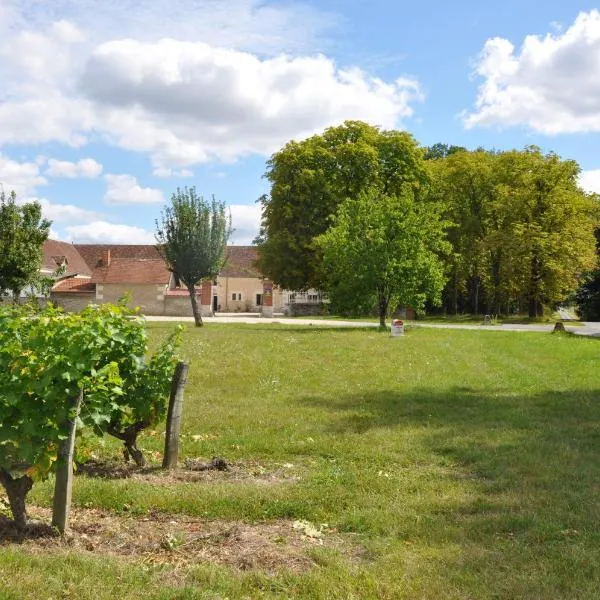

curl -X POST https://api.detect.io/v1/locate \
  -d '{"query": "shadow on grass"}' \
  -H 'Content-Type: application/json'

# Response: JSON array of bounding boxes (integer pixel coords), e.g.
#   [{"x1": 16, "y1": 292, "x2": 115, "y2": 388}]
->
[
  {"x1": 0, "y1": 515, "x2": 57, "y2": 542},
  {"x1": 298, "y1": 386, "x2": 600, "y2": 536},
  {"x1": 76, "y1": 459, "x2": 164, "y2": 479}
]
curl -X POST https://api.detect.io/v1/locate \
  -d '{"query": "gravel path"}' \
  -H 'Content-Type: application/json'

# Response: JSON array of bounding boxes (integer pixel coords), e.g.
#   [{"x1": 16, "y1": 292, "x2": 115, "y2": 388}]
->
[{"x1": 144, "y1": 314, "x2": 600, "y2": 337}]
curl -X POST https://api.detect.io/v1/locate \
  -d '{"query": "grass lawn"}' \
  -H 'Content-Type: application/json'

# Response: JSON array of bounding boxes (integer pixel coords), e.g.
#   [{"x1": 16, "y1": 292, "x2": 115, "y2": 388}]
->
[{"x1": 2, "y1": 324, "x2": 600, "y2": 599}]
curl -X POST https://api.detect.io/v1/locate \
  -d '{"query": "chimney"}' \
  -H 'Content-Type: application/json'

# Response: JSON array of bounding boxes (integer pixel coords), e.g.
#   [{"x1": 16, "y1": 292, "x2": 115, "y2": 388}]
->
[{"x1": 101, "y1": 249, "x2": 111, "y2": 267}]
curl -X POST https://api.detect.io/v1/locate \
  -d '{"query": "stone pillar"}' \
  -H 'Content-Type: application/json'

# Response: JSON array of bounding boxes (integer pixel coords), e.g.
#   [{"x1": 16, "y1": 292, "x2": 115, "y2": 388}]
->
[
  {"x1": 262, "y1": 280, "x2": 274, "y2": 317},
  {"x1": 200, "y1": 280, "x2": 213, "y2": 317}
]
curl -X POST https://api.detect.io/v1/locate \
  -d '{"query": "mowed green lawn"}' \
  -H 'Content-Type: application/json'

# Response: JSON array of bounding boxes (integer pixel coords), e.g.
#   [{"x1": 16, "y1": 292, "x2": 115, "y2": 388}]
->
[{"x1": 2, "y1": 324, "x2": 600, "y2": 599}]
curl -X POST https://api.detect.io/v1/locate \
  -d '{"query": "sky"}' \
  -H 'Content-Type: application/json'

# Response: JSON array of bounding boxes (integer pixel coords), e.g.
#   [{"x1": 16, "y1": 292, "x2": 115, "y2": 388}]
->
[{"x1": 1, "y1": 0, "x2": 600, "y2": 245}]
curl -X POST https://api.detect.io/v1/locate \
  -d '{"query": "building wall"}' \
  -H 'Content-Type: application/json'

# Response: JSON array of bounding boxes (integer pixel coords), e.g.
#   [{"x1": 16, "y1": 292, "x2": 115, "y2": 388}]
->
[
  {"x1": 52, "y1": 278, "x2": 293, "y2": 316},
  {"x1": 164, "y1": 296, "x2": 195, "y2": 316},
  {"x1": 216, "y1": 276, "x2": 285, "y2": 312},
  {"x1": 96, "y1": 283, "x2": 167, "y2": 315},
  {"x1": 51, "y1": 293, "x2": 95, "y2": 312}
]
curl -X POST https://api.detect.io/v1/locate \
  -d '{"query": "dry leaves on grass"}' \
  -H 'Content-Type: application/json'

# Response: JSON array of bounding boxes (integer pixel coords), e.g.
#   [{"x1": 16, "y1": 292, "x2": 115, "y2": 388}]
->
[{"x1": 0, "y1": 507, "x2": 360, "y2": 575}]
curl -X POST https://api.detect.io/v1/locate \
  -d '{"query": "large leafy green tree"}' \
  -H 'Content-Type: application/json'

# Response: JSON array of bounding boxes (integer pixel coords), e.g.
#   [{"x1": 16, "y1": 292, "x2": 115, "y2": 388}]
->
[
  {"x1": 316, "y1": 187, "x2": 449, "y2": 327},
  {"x1": 156, "y1": 187, "x2": 231, "y2": 327},
  {"x1": 0, "y1": 190, "x2": 51, "y2": 300},
  {"x1": 424, "y1": 143, "x2": 467, "y2": 160},
  {"x1": 256, "y1": 121, "x2": 428, "y2": 291},
  {"x1": 427, "y1": 150, "x2": 496, "y2": 314},
  {"x1": 428, "y1": 148, "x2": 597, "y2": 317},
  {"x1": 488, "y1": 149, "x2": 597, "y2": 317}
]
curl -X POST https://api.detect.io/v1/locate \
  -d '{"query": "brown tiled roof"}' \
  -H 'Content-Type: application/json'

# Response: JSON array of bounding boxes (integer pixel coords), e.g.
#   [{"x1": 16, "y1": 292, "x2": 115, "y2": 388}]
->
[
  {"x1": 52, "y1": 278, "x2": 95, "y2": 293},
  {"x1": 42, "y1": 240, "x2": 92, "y2": 277},
  {"x1": 74, "y1": 244, "x2": 162, "y2": 269},
  {"x1": 220, "y1": 246, "x2": 261, "y2": 278},
  {"x1": 92, "y1": 259, "x2": 171, "y2": 285}
]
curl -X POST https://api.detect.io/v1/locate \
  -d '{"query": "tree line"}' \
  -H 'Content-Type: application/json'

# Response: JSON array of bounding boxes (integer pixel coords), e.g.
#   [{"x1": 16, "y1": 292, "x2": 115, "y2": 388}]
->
[{"x1": 256, "y1": 121, "x2": 599, "y2": 321}]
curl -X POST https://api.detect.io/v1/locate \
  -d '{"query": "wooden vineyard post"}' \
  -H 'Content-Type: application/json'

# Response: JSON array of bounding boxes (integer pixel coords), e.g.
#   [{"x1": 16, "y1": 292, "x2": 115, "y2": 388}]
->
[
  {"x1": 163, "y1": 361, "x2": 189, "y2": 469},
  {"x1": 52, "y1": 388, "x2": 84, "y2": 533}
]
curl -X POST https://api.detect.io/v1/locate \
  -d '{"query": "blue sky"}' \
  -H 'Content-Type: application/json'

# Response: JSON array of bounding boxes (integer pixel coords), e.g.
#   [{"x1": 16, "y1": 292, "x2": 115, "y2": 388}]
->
[{"x1": 1, "y1": 0, "x2": 599, "y2": 244}]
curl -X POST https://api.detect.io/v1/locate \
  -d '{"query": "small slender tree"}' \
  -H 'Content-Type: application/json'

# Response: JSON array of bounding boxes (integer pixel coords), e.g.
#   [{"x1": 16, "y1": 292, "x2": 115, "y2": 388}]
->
[
  {"x1": 156, "y1": 187, "x2": 231, "y2": 326},
  {"x1": 316, "y1": 187, "x2": 449, "y2": 327},
  {"x1": 0, "y1": 190, "x2": 51, "y2": 300}
]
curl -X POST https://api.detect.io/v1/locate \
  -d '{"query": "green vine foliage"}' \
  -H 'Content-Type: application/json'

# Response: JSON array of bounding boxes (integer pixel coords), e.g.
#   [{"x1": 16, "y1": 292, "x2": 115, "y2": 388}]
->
[
  {"x1": 0, "y1": 302, "x2": 181, "y2": 481},
  {"x1": 105, "y1": 325, "x2": 182, "y2": 465}
]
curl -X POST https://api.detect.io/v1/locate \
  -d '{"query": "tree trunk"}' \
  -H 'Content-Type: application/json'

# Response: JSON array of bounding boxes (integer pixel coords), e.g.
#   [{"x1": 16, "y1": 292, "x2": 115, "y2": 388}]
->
[
  {"x1": 124, "y1": 435, "x2": 146, "y2": 467},
  {"x1": 188, "y1": 284, "x2": 203, "y2": 327},
  {"x1": 528, "y1": 297, "x2": 543, "y2": 319},
  {"x1": 378, "y1": 292, "x2": 389, "y2": 328},
  {"x1": 108, "y1": 422, "x2": 148, "y2": 467},
  {"x1": 0, "y1": 469, "x2": 33, "y2": 529}
]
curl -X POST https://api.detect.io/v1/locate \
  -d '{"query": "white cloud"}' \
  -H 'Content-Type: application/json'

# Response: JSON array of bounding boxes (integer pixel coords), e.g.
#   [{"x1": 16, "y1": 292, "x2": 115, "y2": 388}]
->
[
  {"x1": 80, "y1": 39, "x2": 422, "y2": 168},
  {"x1": 0, "y1": 2, "x2": 421, "y2": 171},
  {"x1": 65, "y1": 221, "x2": 155, "y2": 244},
  {"x1": 0, "y1": 154, "x2": 46, "y2": 197},
  {"x1": 46, "y1": 157, "x2": 103, "y2": 178},
  {"x1": 0, "y1": 94, "x2": 94, "y2": 148},
  {"x1": 229, "y1": 203, "x2": 261, "y2": 245},
  {"x1": 104, "y1": 174, "x2": 164, "y2": 204},
  {"x1": 153, "y1": 167, "x2": 194, "y2": 178},
  {"x1": 579, "y1": 170, "x2": 600, "y2": 194},
  {"x1": 464, "y1": 10, "x2": 600, "y2": 133},
  {"x1": 34, "y1": 198, "x2": 100, "y2": 223},
  {"x1": 1, "y1": 0, "x2": 336, "y2": 55}
]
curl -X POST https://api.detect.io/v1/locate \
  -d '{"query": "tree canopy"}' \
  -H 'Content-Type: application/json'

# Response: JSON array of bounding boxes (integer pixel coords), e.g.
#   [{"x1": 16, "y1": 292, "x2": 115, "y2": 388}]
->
[
  {"x1": 316, "y1": 187, "x2": 449, "y2": 326},
  {"x1": 156, "y1": 187, "x2": 231, "y2": 326},
  {"x1": 427, "y1": 147, "x2": 598, "y2": 317},
  {"x1": 0, "y1": 190, "x2": 51, "y2": 299},
  {"x1": 256, "y1": 120, "x2": 428, "y2": 291},
  {"x1": 259, "y1": 122, "x2": 597, "y2": 319}
]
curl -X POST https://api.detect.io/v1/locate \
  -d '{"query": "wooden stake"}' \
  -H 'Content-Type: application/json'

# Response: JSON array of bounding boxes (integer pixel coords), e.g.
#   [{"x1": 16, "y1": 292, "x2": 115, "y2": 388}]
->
[
  {"x1": 163, "y1": 361, "x2": 189, "y2": 469},
  {"x1": 52, "y1": 389, "x2": 83, "y2": 533}
]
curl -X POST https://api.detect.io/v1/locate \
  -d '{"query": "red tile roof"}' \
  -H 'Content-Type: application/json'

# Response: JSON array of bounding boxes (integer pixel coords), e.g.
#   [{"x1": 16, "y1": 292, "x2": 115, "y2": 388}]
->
[
  {"x1": 74, "y1": 244, "x2": 162, "y2": 269},
  {"x1": 92, "y1": 259, "x2": 172, "y2": 285},
  {"x1": 42, "y1": 240, "x2": 92, "y2": 277},
  {"x1": 220, "y1": 246, "x2": 261, "y2": 278},
  {"x1": 44, "y1": 243, "x2": 262, "y2": 290},
  {"x1": 52, "y1": 278, "x2": 95, "y2": 293}
]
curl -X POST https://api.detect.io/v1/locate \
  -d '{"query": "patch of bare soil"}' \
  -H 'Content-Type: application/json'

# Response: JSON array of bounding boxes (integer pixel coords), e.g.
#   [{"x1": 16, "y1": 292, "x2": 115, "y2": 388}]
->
[
  {"x1": 77, "y1": 457, "x2": 300, "y2": 486},
  {"x1": 0, "y1": 506, "x2": 361, "y2": 574}
]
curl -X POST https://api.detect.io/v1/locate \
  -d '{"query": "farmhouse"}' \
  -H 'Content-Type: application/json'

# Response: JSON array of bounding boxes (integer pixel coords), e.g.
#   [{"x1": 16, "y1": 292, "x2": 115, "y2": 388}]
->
[{"x1": 46, "y1": 241, "x2": 316, "y2": 316}]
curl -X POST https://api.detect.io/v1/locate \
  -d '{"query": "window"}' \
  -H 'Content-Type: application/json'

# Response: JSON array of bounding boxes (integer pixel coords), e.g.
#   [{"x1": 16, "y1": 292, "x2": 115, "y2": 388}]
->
[
  {"x1": 256, "y1": 293, "x2": 263, "y2": 306},
  {"x1": 232, "y1": 292, "x2": 242, "y2": 301}
]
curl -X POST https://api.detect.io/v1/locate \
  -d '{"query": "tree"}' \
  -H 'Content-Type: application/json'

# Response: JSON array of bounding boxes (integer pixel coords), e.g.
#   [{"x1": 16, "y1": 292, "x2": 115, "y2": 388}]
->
[
  {"x1": 0, "y1": 190, "x2": 51, "y2": 300},
  {"x1": 156, "y1": 187, "x2": 231, "y2": 327},
  {"x1": 427, "y1": 150, "x2": 495, "y2": 314},
  {"x1": 315, "y1": 187, "x2": 449, "y2": 327},
  {"x1": 427, "y1": 147, "x2": 598, "y2": 317},
  {"x1": 491, "y1": 149, "x2": 597, "y2": 317},
  {"x1": 574, "y1": 225, "x2": 600, "y2": 320},
  {"x1": 256, "y1": 121, "x2": 428, "y2": 291},
  {"x1": 424, "y1": 143, "x2": 467, "y2": 160}
]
